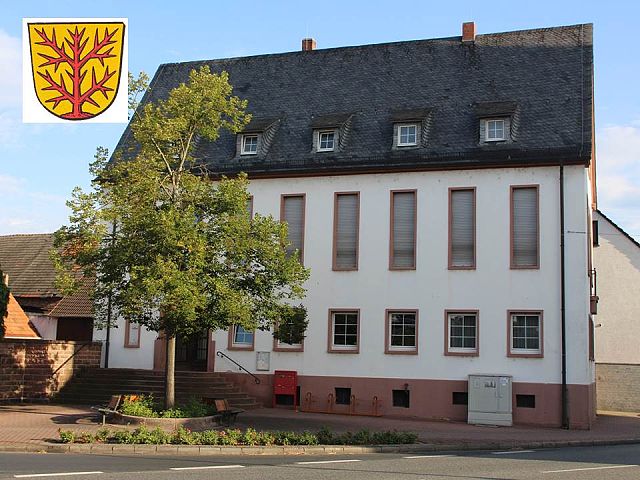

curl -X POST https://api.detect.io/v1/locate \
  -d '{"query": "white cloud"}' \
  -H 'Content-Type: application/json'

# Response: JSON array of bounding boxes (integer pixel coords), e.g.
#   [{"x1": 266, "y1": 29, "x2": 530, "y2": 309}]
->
[
  {"x1": 0, "y1": 29, "x2": 21, "y2": 109},
  {"x1": 596, "y1": 124, "x2": 640, "y2": 239}
]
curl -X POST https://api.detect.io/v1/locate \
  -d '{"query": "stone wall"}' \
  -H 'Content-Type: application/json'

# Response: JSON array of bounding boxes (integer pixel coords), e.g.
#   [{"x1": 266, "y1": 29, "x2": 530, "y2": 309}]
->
[
  {"x1": 596, "y1": 363, "x2": 640, "y2": 412},
  {"x1": 0, "y1": 340, "x2": 101, "y2": 401}
]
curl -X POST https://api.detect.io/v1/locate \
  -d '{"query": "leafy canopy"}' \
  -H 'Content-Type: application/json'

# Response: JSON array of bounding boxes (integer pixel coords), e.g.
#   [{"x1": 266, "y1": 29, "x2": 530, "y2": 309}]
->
[{"x1": 53, "y1": 66, "x2": 309, "y2": 339}]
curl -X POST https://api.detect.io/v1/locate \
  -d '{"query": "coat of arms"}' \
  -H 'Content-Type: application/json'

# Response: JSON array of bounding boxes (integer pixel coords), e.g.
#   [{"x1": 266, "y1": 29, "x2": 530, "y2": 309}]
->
[{"x1": 26, "y1": 21, "x2": 125, "y2": 121}]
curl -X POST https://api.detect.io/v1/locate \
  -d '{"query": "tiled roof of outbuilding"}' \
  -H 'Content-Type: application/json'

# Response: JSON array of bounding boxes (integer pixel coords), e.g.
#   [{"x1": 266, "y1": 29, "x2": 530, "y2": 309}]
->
[
  {"x1": 115, "y1": 24, "x2": 593, "y2": 177},
  {"x1": 0, "y1": 234, "x2": 94, "y2": 318}
]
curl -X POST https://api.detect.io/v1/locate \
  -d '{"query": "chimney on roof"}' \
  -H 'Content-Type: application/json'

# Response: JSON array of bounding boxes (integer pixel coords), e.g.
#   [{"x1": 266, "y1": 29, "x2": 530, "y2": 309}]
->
[
  {"x1": 462, "y1": 21, "x2": 476, "y2": 43},
  {"x1": 302, "y1": 38, "x2": 316, "y2": 51}
]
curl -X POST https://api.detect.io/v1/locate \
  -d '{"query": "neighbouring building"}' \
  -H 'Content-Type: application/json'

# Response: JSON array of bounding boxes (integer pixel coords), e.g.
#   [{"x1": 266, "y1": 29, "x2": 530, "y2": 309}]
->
[
  {"x1": 593, "y1": 210, "x2": 640, "y2": 412},
  {"x1": 0, "y1": 234, "x2": 94, "y2": 341},
  {"x1": 104, "y1": 22, "x2": 597, "y2": 428}
]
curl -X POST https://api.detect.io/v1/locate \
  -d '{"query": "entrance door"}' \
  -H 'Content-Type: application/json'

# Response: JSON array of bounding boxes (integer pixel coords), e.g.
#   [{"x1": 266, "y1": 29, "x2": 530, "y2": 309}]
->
[{"x1": 175, "y1": 331, "x2": 209, "y2": 371}]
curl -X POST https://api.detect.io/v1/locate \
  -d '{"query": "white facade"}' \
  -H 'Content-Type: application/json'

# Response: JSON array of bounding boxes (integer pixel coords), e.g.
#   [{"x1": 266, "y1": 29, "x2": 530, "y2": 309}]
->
[
  {"x1": 212, "y1": 166, "x2": 593, "y2": 385},
  {"x1": 593, "y1": 211, "x2": 640, "y2": 365}
]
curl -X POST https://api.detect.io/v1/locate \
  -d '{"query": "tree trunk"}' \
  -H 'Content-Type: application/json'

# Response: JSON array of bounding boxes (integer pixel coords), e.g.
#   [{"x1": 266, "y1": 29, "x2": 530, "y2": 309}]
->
[{"x1": 165, "y1": 334, "x2": 176, "y2": 409}]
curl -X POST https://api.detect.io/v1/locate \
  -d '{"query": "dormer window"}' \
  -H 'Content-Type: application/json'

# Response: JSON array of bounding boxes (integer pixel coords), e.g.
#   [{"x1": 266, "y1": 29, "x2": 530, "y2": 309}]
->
[
  {"x1": 317, "y1": 130, "x2": 336, "y2": 152},
  {"x1": 241, "y1": 134, "x2": 259, "y2": 155},
  {"x1": 484, "y1": 119, "x2": 506, "y2": 142},
  {"x1": 474, "y1": 101, "x2": 518, "y2": 145},
  {"x1": 397, "y1": 124, "x2": 418, "y2": 146}
]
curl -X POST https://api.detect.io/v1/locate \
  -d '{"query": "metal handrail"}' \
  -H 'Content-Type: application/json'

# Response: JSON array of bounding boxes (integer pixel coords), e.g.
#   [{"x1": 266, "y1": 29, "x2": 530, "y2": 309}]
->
[{"x1": 216, "y1": 351, "x2": 261, "y2": 384}]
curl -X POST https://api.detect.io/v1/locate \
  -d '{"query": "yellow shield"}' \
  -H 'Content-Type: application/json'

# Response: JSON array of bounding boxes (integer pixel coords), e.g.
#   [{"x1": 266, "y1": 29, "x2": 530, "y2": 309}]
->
[{"x1": 28, "y1": 21, "x2": 125, "y2": 120}]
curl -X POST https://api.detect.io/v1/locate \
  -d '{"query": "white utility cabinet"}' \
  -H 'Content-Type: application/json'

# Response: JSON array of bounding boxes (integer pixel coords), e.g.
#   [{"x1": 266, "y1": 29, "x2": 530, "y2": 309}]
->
[{"x1": 467, "y1": 374, "x2": 513, "y2": 426}]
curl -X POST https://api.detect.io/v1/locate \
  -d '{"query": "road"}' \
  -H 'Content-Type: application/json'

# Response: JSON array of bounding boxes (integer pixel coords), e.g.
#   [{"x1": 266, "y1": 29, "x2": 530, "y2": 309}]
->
[{"x1": 0, "y1": 444, "x2": 639, "y2": 479}]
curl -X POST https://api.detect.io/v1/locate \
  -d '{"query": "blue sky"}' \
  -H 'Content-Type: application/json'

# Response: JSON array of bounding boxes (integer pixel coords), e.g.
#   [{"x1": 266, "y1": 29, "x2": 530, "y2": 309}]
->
[{"x1": 1, "y1": 1, "x2": 639, "y2": 239}]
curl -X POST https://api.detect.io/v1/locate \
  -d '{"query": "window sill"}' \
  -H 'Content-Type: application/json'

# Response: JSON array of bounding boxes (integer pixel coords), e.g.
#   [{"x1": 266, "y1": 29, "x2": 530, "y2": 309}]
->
[
  {"x1": 445, "y1": 349, "x2": 478, "y2": 357},
  {"x1": 228, "y1": 345, "x2": 254, "y2": 351},
  {"x1": 507, "y1": 351, "x2": 543, "y2": 358},
  {"x1": 385, "y1": 348, "x2": 418, "y2": 355},
  {"x1": 328, "y1": 347, "x2": 359, "y2": 354}
]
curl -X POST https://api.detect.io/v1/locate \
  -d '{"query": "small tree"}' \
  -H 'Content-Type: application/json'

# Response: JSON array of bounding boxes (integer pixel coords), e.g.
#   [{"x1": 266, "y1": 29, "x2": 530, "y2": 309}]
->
[
  {"x1": 0, "y1": 268, "x2": 8, "y2": 338},
  {"x1": 53, "y1": 66, "x2": 310, "y2": 407}
]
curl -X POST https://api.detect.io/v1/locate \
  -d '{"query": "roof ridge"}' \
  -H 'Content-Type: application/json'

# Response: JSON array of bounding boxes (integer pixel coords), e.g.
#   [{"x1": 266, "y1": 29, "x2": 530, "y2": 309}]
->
[{"x1": 158, "y1": 23, "x2": 591, "y2": 68}]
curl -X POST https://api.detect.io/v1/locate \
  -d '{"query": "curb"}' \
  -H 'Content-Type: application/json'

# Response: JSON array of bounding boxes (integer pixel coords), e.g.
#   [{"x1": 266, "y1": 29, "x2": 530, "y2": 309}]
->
[{"x1": 2, "y1": 438, "x2": 640, "y2": 456}]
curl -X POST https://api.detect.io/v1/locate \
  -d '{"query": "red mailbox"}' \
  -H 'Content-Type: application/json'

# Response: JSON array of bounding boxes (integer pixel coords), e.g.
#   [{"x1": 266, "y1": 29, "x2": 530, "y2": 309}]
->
[{"x1": 273, "y1": 370, "x2": 298, "y2": 409}]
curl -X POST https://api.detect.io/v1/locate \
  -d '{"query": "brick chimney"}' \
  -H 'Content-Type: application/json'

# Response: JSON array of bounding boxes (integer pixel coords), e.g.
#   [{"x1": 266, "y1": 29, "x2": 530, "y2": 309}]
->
[
  {"x1": 302, "y1": 38, "x2": 316, "y2": 51},
  {"x1": 462, "y1": 22, "x2": 476, "y2": 43}
]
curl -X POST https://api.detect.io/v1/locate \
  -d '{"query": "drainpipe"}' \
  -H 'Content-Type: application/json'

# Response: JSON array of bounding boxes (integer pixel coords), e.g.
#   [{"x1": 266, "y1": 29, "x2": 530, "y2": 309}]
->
[{"x1": 560, "y1": 160, "x2": 569, "y2": 429}]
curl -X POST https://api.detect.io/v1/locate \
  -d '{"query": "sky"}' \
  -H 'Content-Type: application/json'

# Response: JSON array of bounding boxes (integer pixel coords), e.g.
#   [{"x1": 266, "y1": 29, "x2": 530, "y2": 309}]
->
[{"x1": 0, "y1": 0, "x2": 639, "y2": 240}]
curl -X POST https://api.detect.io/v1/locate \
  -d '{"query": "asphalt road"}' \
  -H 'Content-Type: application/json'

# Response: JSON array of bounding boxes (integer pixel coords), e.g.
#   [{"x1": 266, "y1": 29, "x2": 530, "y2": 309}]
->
[{"x1": 0, "y1": 444, "x2": 639, "y2": 479}]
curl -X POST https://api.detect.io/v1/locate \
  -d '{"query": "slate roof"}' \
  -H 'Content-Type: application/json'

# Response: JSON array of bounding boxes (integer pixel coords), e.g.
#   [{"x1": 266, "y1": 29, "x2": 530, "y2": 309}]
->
[
  {"x1": 0, "y1": 234, "x2": 93, "y2": 318},
  {"x1": 115, "y1": 24, "x2": 593, "y2": 177}
]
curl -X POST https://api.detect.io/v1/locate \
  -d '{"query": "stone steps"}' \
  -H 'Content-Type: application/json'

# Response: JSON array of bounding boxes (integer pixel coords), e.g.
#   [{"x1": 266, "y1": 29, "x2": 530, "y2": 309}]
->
[{"x1": 54, "y1": 368, "x2": 261, "y2": 410}]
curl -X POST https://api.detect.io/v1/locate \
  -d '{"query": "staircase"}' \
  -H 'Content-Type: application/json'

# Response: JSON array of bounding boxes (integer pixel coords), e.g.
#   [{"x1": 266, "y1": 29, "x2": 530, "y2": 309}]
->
[{"x1": 54, "y1": 368, "x2": 261, "y2": 409}]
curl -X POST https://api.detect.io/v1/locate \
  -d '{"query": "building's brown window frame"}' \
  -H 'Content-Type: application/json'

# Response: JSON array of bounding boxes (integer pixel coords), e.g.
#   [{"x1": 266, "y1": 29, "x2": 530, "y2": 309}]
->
[
  {"x1": 444, "y1": 310, "x2": 479, "y2": 357},
  {"x1": 124, "y1": 319, "x2": 141, "y2": 348},
  {"x1": 327, "y1": 309, "x2": 360, "y2": 354},
  {"x1": 227, "y1": 325, "x2": 255, "y2": 351},
  {"x1": 389, "y1": 189, "x2": 417, "y2": 270},
  {"x1": 384, "y1": 309, "x2": 419, "y2": 355},
  {"x1": 332, "y1": 191, "x2": 360, "y2": 271},
  {"x1": 280, "y1": 193, "x2": 306, "y2": 264},
  {"x1": 272, "y1": 320, "x2": 304, "y2": 352},
  {"x1": 510, "y1": 185, "x2": 540, "y2": 269},
  {"x1": 507, "y1": 310, "x2": 544, "y2": 358},
  {"x1": 448, "y1": 187, "x2": 476, "y2": 270}
]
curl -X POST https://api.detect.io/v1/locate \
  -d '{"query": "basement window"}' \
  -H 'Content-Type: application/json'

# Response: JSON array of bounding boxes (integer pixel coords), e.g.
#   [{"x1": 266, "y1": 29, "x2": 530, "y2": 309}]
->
[
  {"x1": 452, "y1": 392, "x2": 468, "y2": 405},
  {"x1": 335, "y1": 387, "x2": 351, "y2": 405},
  {"x1": 392, "y1": 389, "x2": 410, "y2": 408},
  {"x1": 516, "y1": 394, "x2": 536, "y2": 408}
]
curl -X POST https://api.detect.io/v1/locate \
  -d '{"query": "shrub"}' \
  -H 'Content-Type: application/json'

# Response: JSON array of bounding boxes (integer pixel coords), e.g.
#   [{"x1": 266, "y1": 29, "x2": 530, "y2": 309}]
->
[
  {"x1": 95, "y1": 428, "x2": 110, "y2": 443},
  {"x1": 58, "y1": 429, "x2": 76, "y2": 444},
  {"x1": 58, "y1": 426, "x2": 418, "y2": 446},
  {"x1": 119, "y1": 395, "x2": 158, "y2": 418}
]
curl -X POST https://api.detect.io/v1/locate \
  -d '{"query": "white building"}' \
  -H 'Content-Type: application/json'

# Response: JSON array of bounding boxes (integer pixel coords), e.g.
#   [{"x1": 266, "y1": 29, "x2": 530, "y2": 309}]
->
[
  {"x1": 593, "y1": 210, "x2": 640, "y2": 412},
  {"x1": 100, "y1": 22, "x2": 598, "y2": 428}
]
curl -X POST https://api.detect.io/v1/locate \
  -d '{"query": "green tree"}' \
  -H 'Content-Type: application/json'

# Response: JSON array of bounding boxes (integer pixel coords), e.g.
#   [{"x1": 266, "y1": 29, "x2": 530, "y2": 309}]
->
[
  {"x1": 53, "y1": 66, "x2": 309, "y2": 408},
  {"x1": 0, "y1": 268, "x2": 9, "y2": 338}
]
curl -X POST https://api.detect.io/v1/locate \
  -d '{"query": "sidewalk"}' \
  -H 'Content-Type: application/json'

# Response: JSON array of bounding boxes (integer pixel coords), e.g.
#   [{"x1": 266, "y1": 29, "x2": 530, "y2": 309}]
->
[{"x1": 1, "y1": 403, "x2": 639, "y2": 453}]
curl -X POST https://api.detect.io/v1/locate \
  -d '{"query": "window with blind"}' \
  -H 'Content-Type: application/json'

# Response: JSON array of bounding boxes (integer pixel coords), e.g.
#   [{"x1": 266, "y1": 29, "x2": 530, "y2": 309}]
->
[
  {"x1": 281, "y1": 194, "x2": 305, "y2": 262},
  {"x1": 511, "y1": 186, "x2": 539, "y2": 268},
  {"x1": 333, "y1": 192, "x2": 359, "y2": 270},
  {"x1": 449, "y1": 188, "x2": 476, "y2": 269},
  {"x1": 390, "y1": 190, "x2": 417, "y2": 269}
]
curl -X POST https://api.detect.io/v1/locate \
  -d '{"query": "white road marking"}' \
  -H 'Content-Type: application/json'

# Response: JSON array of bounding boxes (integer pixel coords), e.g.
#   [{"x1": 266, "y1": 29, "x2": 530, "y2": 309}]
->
[
  {"x1": 491, "y1": 450, "x2": 535, "y2": 455},
  {"x1": 169, "y1": 465, "x2": 245, "y2": 471},
  {"x1": 14, "y1": 473, "x2": 103, "y2": 478},
  {"x1": 296, "y1": 459, "x2": 362, "y2": 465},
  {"x1": 542, "y1": 464, "x2": 639, "y2": 474},
  {"x1": 403, "y1": 455, "x2": 454, "y2": 459}
]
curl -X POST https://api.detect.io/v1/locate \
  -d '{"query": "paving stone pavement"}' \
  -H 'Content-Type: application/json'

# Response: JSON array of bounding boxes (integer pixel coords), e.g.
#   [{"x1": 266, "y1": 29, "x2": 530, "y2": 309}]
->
[{"x1": 1, "y1": 403, "x2": 639, "y2": 449}]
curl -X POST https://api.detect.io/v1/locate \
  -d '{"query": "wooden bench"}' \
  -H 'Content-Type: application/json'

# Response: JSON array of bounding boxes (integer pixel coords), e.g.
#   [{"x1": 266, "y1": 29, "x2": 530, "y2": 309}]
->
[
  {"x1": 202, "y1": 398, "x2": 244, "y2": 426},
  {"x1": 91, "y1": 395, "x2": 122, "y2": 425}
]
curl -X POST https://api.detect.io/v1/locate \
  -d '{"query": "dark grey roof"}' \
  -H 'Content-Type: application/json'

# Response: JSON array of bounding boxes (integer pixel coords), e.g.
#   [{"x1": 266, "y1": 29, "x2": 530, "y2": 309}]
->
[{"x1": 116, "y1": 24, "x2": 593, "y2": 177}]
